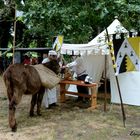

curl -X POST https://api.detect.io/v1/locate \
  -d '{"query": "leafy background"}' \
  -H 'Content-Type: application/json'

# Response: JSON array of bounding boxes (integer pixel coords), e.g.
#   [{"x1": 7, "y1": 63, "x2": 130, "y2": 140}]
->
[{"x1": 0, "y1": 0, "x2": 140, "y2": 48}]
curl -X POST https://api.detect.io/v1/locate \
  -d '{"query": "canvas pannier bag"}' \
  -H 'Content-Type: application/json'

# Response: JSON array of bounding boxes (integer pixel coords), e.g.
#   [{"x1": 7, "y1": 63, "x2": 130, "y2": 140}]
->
[{"x1": 33, "y1": 64, "x2": 60, "y2": 89}]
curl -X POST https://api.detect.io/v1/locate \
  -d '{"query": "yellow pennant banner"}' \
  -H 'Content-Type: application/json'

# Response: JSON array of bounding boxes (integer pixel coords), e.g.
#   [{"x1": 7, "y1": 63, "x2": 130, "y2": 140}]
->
[{"x1": 52, "y1": 35, "x2": 64, "y2": 52}]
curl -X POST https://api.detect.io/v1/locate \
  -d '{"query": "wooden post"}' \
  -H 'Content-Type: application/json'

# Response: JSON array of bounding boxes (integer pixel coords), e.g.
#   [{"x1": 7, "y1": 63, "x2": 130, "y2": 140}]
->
[
  {"x1": 12, "y1": 5, "x2": 17, "y2": 64},
  {"x1": 104, "y1": 54, "x2": 107, "y2": 111},
  {"x1": 60, "y1": 83, "x2": 66, "y2": 102},
  {"x1": 105, "y1": 28, "x2": 126, "y2": 127},
  {"x1": 90, "y1": 86, "x2": 97, "y2": 109}
]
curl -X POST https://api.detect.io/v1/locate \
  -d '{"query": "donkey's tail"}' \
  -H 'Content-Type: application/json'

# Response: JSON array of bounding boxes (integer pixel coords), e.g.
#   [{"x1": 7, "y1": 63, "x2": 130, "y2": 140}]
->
[{"x1": 3, "y1": 68, "x2": 13, "y2": 101}]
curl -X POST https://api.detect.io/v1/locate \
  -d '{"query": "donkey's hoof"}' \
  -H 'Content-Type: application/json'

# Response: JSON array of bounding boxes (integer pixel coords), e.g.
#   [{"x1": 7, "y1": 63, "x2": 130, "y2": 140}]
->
[
  {"x1": 29, "y1": 112, "x2": 34, "y2": 117},
  {"x1": 37, "y1": 112, "x2": 42, "y2": 116},
  {"x1": 11, "y1": 125, "x2": 17, "y2": 132}
]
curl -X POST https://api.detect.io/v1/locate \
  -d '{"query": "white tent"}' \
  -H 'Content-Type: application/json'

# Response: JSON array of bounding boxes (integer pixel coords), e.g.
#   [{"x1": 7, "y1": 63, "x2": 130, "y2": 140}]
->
[
  {"x1": 61, "y1": 18, "x2": 128, "y2": 56},
  {"x1": 61, "y1": 18, "x2": 128, "y2": 82},
  {"x1": 61, "y1": 19, "x2": 140, "y2": 106},
  {"x1": 88, "y1": 18, "x2": 128, "y2": 45}
]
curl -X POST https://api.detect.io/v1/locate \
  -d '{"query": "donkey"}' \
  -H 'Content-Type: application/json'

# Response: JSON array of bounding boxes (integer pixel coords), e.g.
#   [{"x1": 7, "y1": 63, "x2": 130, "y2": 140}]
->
[{"x1": 3, "y1": 60, "x2": 60, "y2": 132}]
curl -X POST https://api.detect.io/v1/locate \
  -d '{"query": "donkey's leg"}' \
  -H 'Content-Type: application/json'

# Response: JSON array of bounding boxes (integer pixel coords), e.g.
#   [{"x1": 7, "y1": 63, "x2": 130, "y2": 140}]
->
[
  {"x1": 9, "y1": 98, "x2": 17, "y2": 132},
  {"x1": 9, "y1": 90, "x2": 22, "y2": 132},
  {"x1": 30, "y1": 93, "x2": 37, "y2": 117},
  {"x1": 7, "y1": 86, "x2": 13, "y2": 102},
  {"x1": 37, "y1": 87, "x2": 45, "y2": 116},
  {"x1": 5, "y1": 79, "x2": 16, "y2": 131}
]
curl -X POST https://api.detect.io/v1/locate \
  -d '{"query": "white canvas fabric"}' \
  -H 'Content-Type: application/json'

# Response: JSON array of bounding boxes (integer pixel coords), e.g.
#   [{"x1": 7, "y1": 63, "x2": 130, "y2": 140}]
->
[
  {"x1": 110, "y1": 71, "x2": 140, "y2": 106},
  {"x1": 81, "y1": 54, "x2": 106, "y2": 83}
]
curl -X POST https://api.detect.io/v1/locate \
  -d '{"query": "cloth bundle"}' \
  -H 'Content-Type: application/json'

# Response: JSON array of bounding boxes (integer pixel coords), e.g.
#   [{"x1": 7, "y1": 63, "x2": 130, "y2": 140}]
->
[{"x1": 33, "y1": 64, "x2": 60, "y2": 89}]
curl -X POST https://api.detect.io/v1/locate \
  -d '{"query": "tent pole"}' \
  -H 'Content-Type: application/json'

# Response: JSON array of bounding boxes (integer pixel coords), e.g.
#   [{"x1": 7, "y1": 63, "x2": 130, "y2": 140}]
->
[
  {"x1": 12, "y1": 4, "x2": 17, "y2": 64},
  {"x1": 104, "y1": 54, "x2": 107, "y2": 112},
  {"x1": 105, "y1": 28, "x2": 126, "y2": 127}
]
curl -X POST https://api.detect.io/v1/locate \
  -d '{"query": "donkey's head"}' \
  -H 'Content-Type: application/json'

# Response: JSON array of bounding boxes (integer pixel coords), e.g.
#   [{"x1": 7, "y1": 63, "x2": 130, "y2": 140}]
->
[{"x1": 43, "y1": 60, "x2": 60, "y2": 74}]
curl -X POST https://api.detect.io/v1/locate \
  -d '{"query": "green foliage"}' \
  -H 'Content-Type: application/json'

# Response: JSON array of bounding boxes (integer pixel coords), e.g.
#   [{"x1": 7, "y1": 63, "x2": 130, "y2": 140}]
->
[
  {"x1": 0, "y1": 1, "x2": 4, "y2": 9},
  {"x1": 0, "y1": 0, "x2": 140, "y2": 49}
]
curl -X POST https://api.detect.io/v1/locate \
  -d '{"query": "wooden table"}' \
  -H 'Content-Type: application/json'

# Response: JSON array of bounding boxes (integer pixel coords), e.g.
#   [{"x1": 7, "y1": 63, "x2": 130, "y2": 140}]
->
[{"x1": 59, "y1": 80, "x2": 98, "y2": 109}]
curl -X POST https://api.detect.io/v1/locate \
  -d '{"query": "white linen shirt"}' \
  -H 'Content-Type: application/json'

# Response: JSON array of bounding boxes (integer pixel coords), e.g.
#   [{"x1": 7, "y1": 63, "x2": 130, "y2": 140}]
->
[
  {"x1": 42, "y1": 58, "x2": 50, "y2": 64},
  {"x1": 66, "y1": 57, "x2": 86, "y2": 76}
]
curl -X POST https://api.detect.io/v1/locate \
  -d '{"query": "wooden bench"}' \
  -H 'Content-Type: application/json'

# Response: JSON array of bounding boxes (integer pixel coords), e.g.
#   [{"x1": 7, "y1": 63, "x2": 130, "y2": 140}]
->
[{"x1": 59, "y1": 80, "x2": 98, "y2": 109}]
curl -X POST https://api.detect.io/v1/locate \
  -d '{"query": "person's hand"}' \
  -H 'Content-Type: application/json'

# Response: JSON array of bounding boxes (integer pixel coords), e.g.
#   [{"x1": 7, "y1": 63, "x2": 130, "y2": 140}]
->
[
  {"x1": 61, "y1": 65, "x2": 67, "y2": 69},
  {"x1": 60, "y1": 65, "x2": 66, "y2": 73}
]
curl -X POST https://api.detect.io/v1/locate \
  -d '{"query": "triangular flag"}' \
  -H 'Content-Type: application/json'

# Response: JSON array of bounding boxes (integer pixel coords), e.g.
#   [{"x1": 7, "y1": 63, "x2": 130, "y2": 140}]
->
[{"x1": 52, "y1": 35, "x2": 64, "y2": 52}]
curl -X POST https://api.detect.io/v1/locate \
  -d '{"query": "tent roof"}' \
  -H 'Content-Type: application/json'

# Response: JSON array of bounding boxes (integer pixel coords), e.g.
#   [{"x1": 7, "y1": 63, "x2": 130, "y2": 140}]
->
[
  {"x1": 88, "y1": 19, "x2": 128, "y2": 45},
  {"x1": 61, "y1": 43, "x2": 107, "y2": 55},
  {"x1": 61, "y1": 19, "x2": 128, "y2": 55}
]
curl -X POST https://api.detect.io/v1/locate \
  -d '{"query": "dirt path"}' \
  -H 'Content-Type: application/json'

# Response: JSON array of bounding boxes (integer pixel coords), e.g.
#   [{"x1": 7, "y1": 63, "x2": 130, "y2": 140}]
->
[{"x1": 0, "y1": 76, "x2": 140, "y2": 140}]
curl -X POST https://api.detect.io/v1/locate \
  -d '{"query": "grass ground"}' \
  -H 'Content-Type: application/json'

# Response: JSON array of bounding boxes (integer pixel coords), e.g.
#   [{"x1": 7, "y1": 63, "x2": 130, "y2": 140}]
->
[{"x1": 0, "y1": 76, "x2": 140, "y2": 140}]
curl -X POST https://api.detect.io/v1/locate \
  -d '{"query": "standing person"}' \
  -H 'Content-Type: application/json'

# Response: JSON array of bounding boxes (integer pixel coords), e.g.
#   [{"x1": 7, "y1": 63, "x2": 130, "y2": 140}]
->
[
  {"x1": 42, "y1": 50, "x2": 58, "y2": 109},
  {"x1": 31, "y1": 56, "x2": 38, "y2": 65},
  {"x1": 64, "y1": 56, "x2": 89, "y2": 102},
  {"x1": 23, "y1": 54, "x2": 31, "y2": 65}
]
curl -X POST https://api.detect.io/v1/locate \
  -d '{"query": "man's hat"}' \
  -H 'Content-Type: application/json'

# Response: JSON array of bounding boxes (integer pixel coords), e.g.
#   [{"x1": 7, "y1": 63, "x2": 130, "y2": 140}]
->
[{"x1": 48, "y1": 50, "x2": 57, "y2": 56}]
